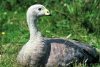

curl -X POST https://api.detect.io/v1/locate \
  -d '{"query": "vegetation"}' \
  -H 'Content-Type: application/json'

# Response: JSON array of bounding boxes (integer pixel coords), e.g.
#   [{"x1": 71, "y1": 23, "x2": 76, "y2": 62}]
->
[{"x1": 0, "y1": 0, "x2": 100, "y2": 67}]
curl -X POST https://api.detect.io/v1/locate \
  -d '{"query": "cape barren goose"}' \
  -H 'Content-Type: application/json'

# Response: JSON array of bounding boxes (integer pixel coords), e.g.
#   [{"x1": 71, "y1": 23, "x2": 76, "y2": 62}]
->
[{"x1": 17, "y1": 4, "x2": 99, "y2": 67}]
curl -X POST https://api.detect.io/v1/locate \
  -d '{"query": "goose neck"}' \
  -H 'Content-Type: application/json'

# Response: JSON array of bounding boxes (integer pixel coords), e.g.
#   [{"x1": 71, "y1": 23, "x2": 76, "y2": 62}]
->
[{"x1": 27, "y1": 16, "x2": 43, "y2": 40}]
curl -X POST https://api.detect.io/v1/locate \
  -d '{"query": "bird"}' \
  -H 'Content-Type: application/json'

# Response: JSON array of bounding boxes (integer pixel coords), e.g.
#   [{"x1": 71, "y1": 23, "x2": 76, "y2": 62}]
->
[{"x1": 17, "y1": 4, "x2": 99, "y2": 67}]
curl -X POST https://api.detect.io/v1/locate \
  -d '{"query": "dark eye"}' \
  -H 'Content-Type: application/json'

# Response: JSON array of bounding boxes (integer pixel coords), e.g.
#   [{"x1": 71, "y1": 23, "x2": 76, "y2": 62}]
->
[{"x1": 38, "y1": 8, "x2": 41, "y2": 11}]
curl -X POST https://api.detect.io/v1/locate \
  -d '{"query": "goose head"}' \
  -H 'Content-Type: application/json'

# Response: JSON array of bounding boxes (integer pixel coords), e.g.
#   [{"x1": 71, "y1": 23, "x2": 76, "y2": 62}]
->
[{"x1": 27, "y1": 4, "x2": 51, "y2": 19}]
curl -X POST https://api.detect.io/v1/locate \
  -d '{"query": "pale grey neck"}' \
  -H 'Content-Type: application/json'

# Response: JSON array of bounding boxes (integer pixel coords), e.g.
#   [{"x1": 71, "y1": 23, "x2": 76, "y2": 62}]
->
[{"x1": 27, "y1": 15, "x2": 43, "y2": 41}]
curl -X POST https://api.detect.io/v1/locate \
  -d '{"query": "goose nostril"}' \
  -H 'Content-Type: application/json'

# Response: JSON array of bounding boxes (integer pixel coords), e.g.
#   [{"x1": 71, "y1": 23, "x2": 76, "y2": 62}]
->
[{"x1": 47, "y1": 11, "x2": 49, "y2": 13}]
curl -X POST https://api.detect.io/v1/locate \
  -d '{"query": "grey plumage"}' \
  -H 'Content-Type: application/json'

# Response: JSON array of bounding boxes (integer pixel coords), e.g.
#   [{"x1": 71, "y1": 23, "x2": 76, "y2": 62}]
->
[{"x1": 17, "y1": 4, "x2": 99, "y2": 67}]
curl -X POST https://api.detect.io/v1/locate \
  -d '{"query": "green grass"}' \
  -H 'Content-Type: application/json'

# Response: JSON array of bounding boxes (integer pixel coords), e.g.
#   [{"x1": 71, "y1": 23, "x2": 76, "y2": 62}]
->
[{"x1": 0, "y1": 0, "x2": 100, "y2": 67}]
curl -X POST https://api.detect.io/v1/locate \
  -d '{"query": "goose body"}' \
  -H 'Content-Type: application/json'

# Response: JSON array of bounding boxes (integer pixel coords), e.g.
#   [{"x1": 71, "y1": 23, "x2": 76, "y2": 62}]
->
[{"x1": 17, "y1": 4, "x2": 99, "y2": 67}]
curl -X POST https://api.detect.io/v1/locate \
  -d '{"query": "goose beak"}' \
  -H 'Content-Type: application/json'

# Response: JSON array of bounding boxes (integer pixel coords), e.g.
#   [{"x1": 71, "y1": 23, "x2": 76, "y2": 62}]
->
[{"x1": 44, "y1": 9, "x2": 51, "y2": 16}]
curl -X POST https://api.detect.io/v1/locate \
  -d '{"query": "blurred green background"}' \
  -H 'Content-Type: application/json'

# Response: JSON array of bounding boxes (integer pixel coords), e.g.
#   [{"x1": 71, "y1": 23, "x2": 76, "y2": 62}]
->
[{"x1": 0, "y1": 0, "x2": 100, "y2": 67}]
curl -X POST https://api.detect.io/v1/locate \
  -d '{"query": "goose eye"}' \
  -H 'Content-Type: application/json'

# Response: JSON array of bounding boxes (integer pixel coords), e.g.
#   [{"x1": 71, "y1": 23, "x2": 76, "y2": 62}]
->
[{"x1": 38, "y1": 8, "x2": 41, "y2": 11}]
